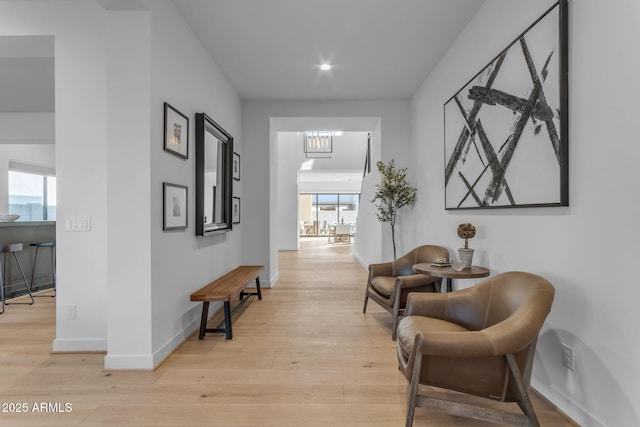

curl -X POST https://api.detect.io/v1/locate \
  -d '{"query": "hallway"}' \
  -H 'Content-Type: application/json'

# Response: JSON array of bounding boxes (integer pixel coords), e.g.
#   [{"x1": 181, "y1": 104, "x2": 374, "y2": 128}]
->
[{"x1": 0, "y1": 239, "x2": 573, "y2": 426}]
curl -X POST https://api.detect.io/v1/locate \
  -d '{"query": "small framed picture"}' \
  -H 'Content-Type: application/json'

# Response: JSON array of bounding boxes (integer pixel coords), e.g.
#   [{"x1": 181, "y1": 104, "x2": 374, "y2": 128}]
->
[
  {"x1": 164, "y1": 102, "x2": 189, "y2": 159},
  {"x1": 232, "y1": 197, "x2": 240, "y2": 224},
  {"x1": 233, "y1": 152, "x2": 240, "y2": 181},
  {"x1": 163, "y1": 183, "x2": 188, "y2": 230}
]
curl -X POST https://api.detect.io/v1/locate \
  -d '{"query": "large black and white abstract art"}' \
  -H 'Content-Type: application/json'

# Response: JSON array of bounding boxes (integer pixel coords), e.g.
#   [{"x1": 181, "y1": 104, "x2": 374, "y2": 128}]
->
[{"x1": 444, "y1": 0, "x2": 568, "y2": 210}]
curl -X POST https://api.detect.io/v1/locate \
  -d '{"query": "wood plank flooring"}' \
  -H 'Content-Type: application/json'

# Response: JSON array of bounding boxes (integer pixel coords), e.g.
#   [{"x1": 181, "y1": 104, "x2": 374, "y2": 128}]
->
[{"x1": 0, "y1": 238, "x2": 576, "y2": 426}]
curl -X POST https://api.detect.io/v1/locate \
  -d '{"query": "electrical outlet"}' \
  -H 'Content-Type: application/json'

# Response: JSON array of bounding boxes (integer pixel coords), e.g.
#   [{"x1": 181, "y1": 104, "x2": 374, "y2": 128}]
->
[
  {"x1": 65, "y1": 304, "x2": 76, "y2": 320},
  {"x1": 561, "y1": 343, "x2": 574, "y2": 370}
]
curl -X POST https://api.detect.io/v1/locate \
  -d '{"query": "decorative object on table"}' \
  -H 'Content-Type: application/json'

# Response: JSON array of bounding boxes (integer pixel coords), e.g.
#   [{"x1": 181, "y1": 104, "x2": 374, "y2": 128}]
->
[
  {"x1": 431, "y1": 256, "x2": 450, "y2": 267},
  {"x1": 450, "y1": 260, "x2": 466, "y2": 271},
  {"x1": 233, "y1": 152, "x2": 240, "y2": 181},
  {"x1": 232, "y1": 197, "x2": 240, "y2": 224},
  {"x1": 443, "y1": 0, "x2": 568, "y2": 210},
  {"x1": 0, "y1": 214, "x2": 20, "y2": 222},
  {"x1": 163, "y1": 182, "x2": 188, "y2": 231},
  {"x1": 163, "y1": 102, "x2": 189, "y2": 159},
  {"x1": 457, "y1": 223, "x2": 476, "y2": 268},
  {"x1": 372, "y1": 159, "x2": 417, "y2": 259}
]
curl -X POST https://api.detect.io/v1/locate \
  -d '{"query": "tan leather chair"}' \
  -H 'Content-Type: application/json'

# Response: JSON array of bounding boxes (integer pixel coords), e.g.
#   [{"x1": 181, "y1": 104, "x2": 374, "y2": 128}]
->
[
  {"x1": 396, "y1": 271, "x2": 555, "y2": 427},
  {"x1": 363, "y1": 245, "x2": 448, "y2": 340}
]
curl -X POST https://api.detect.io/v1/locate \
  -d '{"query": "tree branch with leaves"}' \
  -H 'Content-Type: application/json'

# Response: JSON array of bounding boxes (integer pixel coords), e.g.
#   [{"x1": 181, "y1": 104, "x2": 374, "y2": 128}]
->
[{"x1": 372, "y1": 159, "x2": 417, "y2": 259}]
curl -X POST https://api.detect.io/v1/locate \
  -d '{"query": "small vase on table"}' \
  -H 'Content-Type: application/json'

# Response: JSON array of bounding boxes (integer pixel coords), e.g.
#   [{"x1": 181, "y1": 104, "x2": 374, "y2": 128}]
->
[{"x1": 458, "y1": 248, "x2": 474, "y2": 269}]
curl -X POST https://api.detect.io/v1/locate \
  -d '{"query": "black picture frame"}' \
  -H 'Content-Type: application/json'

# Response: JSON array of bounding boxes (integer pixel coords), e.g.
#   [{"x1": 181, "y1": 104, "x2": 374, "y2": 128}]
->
[
  {"x1": 163, "y1": 182, "x2": 188, "y2": 231},
  {"x1": 163, "y1": 102, "x2": 189, "y2": 159},
  {"x1": 232, "y1": 197, "x2": 240, "y2": 224},
  {"x1": 443, "y1": 0, "x2": 568, "y2": 210},
  {"x1": 233, "y1": 152, "x2": 241, "y2": 181}
]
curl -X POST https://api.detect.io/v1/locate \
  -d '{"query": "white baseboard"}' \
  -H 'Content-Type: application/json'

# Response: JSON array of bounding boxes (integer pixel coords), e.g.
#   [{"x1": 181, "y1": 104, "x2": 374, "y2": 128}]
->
[
  {"x1": 151, "y1": 310, "x2": 204, "y2": 368},
  {"x1": 104, "y1": 302, "x2": 221, "y2": 370},
  {"x1": 64, "y1": 287, "x2": 264, "y2": 370},
  {"x1": 352, "y1": 249, "x2": 369, "y2": 271},
  {"x1": 532, "y1": 378, "x2": 604, "y2": 427},
  {"x1": 52, "y1": 338, "x2": 107, "y2": 352},
  {"x1": 267, "y1": 270, "x2": 279, "y2": 288},
  {"x1": 104, "y1": 353, "x2": 155, "y2": 370}
]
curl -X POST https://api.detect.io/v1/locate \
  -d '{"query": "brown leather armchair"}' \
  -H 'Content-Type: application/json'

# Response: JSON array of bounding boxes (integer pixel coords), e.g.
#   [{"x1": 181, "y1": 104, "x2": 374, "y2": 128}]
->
[
  {"x1": 363, "y1": 245, "x2": 448, "y2": 340},
  {"x1": 396, "y1": 271, "x2": 555, "y2": 427}
]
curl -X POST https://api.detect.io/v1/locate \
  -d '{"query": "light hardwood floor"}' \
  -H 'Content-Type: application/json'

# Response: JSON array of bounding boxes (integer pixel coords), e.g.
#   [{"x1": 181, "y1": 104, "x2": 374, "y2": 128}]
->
[{"x1": 0, "y1": 238, "x2": 576, "y2": 426}]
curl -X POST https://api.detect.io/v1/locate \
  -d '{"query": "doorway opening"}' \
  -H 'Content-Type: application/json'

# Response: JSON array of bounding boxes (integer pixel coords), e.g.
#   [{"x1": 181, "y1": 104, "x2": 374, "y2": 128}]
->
[
  {"x1": 0, "y1": 35, "x2": 56, "y2": 303},
  {"x1": 271, "y1": 116, "x2": 382, "y2": 282},
  {"x1": 299, "y1": 193, "x2": 359, "y2": 243}
]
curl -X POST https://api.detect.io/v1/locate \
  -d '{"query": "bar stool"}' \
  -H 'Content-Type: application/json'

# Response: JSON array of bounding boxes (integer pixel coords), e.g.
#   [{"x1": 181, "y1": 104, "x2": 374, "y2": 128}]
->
[
  {"x1": 0, "y1": 258, "x2": 4, "y2": 314},
  {"x1": 30, "y1": 242, "x2": 56, "y2": 297},
  {"x1": 0, "y1": 243, "x2": 34, "y2": 311}
]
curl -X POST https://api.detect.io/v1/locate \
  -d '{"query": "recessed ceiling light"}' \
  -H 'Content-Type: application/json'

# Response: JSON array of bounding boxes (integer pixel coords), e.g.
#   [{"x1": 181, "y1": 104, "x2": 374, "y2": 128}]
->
[{"x1": 320, "y1": 63, "x2": 332, "y2": 71}]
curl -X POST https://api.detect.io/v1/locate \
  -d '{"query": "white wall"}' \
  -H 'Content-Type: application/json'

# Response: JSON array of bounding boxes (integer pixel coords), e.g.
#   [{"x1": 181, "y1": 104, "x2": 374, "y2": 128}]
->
[
  {"x1": 298, "y1": 175, "x2": 362, "y2": 194},
  {"x1": 276, "y1": 132, "x2": 304, "y2": 251},
  {"x1": 0, "y1": 113, "x2": 54, "y2": 144},
  {"x1": 408, "y1": 0, "x2": 640, "y2": 425},
  {"x1": 353, "y1": 119, "x2": 383, "y2": 266},
  {"x1": 147, "y1": 0, "x2": 243, "y2": 367},
  {"x1": 104, "y1": 8, "x2": 152, "y2": 369}
]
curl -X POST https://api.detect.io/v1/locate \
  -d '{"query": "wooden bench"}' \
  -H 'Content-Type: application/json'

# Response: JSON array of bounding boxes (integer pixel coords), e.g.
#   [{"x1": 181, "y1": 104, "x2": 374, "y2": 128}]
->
[{"x1": 190, "y1": 265, "x2": 264, "y2": 340}]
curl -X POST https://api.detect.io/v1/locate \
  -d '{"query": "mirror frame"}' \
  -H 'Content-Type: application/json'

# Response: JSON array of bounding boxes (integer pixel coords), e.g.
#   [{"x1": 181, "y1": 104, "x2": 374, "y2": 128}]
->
[{"x1": 195, "y1": 112, "x2": 233, "y2": 236}]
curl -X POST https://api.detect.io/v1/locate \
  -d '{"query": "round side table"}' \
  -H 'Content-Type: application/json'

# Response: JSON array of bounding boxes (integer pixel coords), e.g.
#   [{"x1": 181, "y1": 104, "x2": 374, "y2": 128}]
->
[{"x1": 413, "y1": 263, "x2": 490, "y2": 292}]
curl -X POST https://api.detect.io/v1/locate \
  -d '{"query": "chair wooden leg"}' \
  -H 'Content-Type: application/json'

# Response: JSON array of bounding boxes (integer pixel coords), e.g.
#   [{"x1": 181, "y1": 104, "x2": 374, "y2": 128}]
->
[
  {"x1": 506, "y1": 354, "x2": 540, "y2": 427},
  {"x1": 405, "y1": 336, "x2": 423, "y2": 427},
  {"x1": 391, "y1": 305, "x2": 400, "y2": 341},
  {"x1": 391, "y1": 285, "x2": 403, "y2": 340},
  {"x1": 362, "y1": 289, "x2": 369, "y2": 313}
]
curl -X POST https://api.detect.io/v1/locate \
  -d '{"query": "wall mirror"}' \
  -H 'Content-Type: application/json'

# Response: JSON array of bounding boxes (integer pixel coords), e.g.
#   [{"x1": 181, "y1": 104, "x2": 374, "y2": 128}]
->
[{"x1": 195, "y1": 113, "x2": 233, "y2": 236}]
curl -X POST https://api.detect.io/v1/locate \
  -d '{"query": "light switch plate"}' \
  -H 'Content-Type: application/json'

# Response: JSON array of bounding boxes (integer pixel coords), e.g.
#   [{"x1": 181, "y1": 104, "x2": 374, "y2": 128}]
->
[{"x1": 65, "y1": 216, "x2": 91, "y2": 231}]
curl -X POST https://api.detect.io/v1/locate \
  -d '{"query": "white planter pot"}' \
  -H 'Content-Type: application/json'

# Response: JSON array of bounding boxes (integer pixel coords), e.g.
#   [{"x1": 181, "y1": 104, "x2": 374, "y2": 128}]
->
[{"x1": 458, "y1": 248, "x2": 475, "y2": 269}]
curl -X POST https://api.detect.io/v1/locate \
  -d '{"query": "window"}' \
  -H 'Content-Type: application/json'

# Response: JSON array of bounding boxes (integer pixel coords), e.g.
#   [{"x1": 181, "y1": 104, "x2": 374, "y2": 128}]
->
[
  {"x1": 8, "y1": 161, "x2": 56, "y2": 221},
  {"x1": 299, "y1": 193, "x2": 359, "y2": 237}
]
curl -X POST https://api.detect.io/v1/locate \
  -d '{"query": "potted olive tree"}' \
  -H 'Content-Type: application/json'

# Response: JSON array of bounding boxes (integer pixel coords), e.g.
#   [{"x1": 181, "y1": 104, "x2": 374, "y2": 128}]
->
[
  {"x1": 372, "y1": 159, "x2": 417, "y2": 259},
  {"x1": 457, "y1": 223, "x2": 476, "y2": 268}
]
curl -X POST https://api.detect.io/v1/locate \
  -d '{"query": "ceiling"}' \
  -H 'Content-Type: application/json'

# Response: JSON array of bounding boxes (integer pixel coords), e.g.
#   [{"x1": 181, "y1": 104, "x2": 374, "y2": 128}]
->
[
  {"x1": 0, "y1": 2, "x2": 485, "y2": 112},
  {"x1": 173, "y1": 0, "x2": 485, "y2": 100}
]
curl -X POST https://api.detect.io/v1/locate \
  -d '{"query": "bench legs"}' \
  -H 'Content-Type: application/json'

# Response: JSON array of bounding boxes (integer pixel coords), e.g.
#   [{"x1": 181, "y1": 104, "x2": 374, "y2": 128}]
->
[
  {"x1": 198, "y1": 301, "x2": 210, "y2": 340},
  {"x1": 198, "y1": 301, "x2": 234, "y2": 340},
  {"x1": 198, "y1": 277, "x2": 261, "y2": 340},
  {"x1": 222, "y1": 301, "x2": 232, "y2": 339},
  {"x1": 256, "y1": 277, "x2": 262, "y2": 300},
  {"x1": 240, "y1": 277, "x2": 262, "y2": 301}
]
